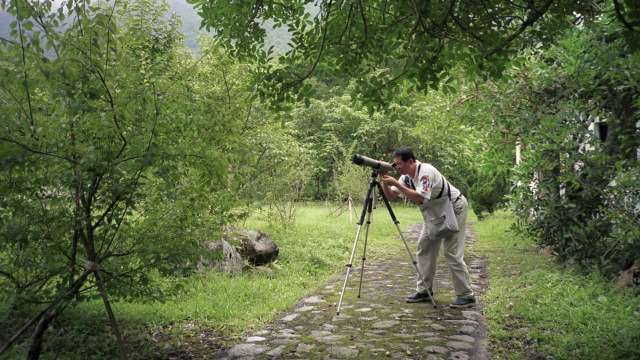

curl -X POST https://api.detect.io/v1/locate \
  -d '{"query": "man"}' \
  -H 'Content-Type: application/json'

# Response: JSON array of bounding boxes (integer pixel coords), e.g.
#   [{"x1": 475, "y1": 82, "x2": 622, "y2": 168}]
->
[{"x1": 380, "y1": 147, "x2": 475, "y2": 308}]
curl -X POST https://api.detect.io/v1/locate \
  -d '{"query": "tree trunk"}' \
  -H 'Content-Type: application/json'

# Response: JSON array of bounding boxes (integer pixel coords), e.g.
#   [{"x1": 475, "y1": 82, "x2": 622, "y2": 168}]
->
[
  {"x1": 0, "y1": 269, "x2": 92, "y2": 357},
  {"x1": 26, "y1": 307, "x2": 58, "y2": 360},
  {"x1": 94, "y1": 270, "x2": 126, "y2": 359}
]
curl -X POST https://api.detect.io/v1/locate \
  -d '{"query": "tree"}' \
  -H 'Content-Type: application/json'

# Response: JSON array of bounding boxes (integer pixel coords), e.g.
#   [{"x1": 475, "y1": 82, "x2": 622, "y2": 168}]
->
[
  {"x1": 0, "y1": 0, "x2": 251, "y2": 357},
  {"x1": 186, "y1": 0, "x2": 630, "y2": 106},
  {"x1": 488, "y1": 17, "x2": 640, "y2": 273}
]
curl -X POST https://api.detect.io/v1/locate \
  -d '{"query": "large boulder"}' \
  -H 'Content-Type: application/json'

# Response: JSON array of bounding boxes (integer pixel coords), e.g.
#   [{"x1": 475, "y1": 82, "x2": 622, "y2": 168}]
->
[
  {"x1": 201, "y1": 239, "x2": 244, "y2": 275},
  {"x1": 615, "y1": 261, "x2": 640, "y2": 289},
  {"x1": 228, "y1": 229, "x2": 279, "y2": 266}
]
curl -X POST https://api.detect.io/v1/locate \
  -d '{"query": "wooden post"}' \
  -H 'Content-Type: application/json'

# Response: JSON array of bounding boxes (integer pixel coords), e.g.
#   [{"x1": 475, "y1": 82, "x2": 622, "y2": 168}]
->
[{"x1": 348, "y1": 196, "x2": 353, "y2": 224}]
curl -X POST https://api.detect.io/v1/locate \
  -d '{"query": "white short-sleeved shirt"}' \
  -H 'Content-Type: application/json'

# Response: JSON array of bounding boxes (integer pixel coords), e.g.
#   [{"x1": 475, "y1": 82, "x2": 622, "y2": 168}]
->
[{"x1": 399, "y1": 161, "x2": 461, "y2": 203}]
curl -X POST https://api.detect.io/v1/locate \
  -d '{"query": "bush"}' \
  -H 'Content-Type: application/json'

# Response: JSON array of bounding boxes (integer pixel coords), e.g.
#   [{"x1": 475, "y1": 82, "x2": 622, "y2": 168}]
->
[{"x1": 503, "y1": 19, "x2": 640, "y2": 274}]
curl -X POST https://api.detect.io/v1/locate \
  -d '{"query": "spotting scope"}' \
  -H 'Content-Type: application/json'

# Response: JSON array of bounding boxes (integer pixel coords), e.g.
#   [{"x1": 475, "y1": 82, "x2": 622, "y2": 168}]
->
[{"x1": 351, "y1": 154, "x2": 395, "y2": 172}]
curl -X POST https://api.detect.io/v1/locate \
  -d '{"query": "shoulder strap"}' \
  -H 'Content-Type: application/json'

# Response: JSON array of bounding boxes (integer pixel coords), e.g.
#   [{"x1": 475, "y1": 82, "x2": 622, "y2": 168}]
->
[
  {"x1": 434, "y1": 175, "x2": 451, "y2": 200},
  {"x1": 408, "y1": 163, "x2": 421, "y2": 190},
  {"x1": 404, "y1": 176, "x2": 416, "y2": 190}
]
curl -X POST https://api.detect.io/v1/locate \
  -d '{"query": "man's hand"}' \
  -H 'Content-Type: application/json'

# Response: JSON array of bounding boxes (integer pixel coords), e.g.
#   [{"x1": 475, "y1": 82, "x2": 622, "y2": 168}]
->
[
  {"x1": 381, "y1": 175, "x2": 424, "y2": 205},
  {"x1": 380, "y1": 175, "x2": 400, "y2": 201},
  {"x1": 381, "y1": 175, "x2": 400, "y2": 187}
]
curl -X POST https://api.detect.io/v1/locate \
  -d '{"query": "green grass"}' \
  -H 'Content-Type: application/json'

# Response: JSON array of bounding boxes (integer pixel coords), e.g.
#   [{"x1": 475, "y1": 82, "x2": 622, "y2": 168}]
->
[
  {"x1": 107, "y1": 203, "x2": 421, "y2": 331},
  {"x1": 16, "y1": 205, "x2": 639, "y2": 359},
  {"x1": 4, "y1": 203, "x2": 422, "y2": 359},
  {"x1": 472, "y1": 210, "x2": 640, "y2": 360}
]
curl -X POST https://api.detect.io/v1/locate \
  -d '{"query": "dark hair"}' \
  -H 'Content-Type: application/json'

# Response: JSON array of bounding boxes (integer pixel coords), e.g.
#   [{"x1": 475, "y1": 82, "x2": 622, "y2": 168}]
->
[{"x1": 393, "y1": 147, "x2": 415, "y2": 161}]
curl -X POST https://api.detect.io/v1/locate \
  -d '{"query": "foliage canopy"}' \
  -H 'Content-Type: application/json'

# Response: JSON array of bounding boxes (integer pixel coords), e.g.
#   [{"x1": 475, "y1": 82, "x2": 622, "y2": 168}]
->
[{"x1": 189, "y1": 0, "x2": 640, "y2": 105}]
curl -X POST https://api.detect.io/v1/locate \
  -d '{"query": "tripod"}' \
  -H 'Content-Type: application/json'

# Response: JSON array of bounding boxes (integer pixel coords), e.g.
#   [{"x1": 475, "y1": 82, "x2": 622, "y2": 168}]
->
[{"x1": 336, "y1": 169, "x2": 437, "y2": 316}]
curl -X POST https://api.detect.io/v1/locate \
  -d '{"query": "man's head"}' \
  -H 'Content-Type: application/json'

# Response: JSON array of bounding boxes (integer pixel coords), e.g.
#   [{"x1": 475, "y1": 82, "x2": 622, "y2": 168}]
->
[{"x1": 392, "y1": 147, "x2": 417, "y2": 176}]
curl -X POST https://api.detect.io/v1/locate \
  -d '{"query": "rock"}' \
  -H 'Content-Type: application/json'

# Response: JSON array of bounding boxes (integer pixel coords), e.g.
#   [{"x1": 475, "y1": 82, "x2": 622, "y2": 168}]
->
[
  {"x1": 425, "y1": 337, "x2": 446, "y2": 342},
  {"x1": 444, "y1": 320, "x2": 478, "y2": 326},
  {"x1": 304, "y1": 295, "x2": 325, "y2": 304},
  {"x1": 615, "y1": 261, "x2": 640, "y2": 288},
  {"x1": 276, "y1": 332, "x2": 300, "y2": 339},
  {"x1": 355, "y1": 307, "x2": 373, "y2": 312},
  {"x1": 266, "y1": 345, "x2": 285, "y2": 357},
  {"x1": 449, "y1": 351, "x2": 470, "y2": 360},
  {"x1": 318, "y1": 334, "x2": 346, "y2": 343},
  {"x1": 332, "y1": 314, "x2": 352, "y2": 321},
  {"x1": 245, "y1": 336, "x2": 267, "y2": 342},
  {"x1": 395, "y1": 333, "x2": 414, "y2": 338},
  {"x1": 431, "y1": 324, "x2": 446, "y2": 331},
  {"x1": 416, "y1": 332, "x2": 436, "y2": 337},
  {"x1": 373, "y1": 320, "x2": 400, "y2": 329},
  {"x1": 360, "y1": 316, "x2": 378, "y2": 321},
  {"x1": 461, "y1": 311, "x2": 481, "y2": 320},
  {"x1": 447, "y1": 341, "x2": 473, "y2": 350},
  {"x1": 448, "y1": 335, "x2": 474, "y2": 343},
  {"x1": 281, "y1": 313, "x2": 299, "y2": 322},
  {"x1": 227, "y1": 343, "x2": 269, "y2": 357},
  {"x1": 311, "y1": 330, "x2": 332, "y2": 339},
  {"x1": 323, "y1": 324, "x2": 336, "y2": 331},
  {"x1": 201, "y1": 240, "x2": 243, "y2": 274},
  {"x1": 233, "y1": 229, "x2": 279, "y2": 265},
  {"x1": 296, "y1": 305, "x2": 315, "y2": 312},
  {"x1": 296, "y1": 343, "x2": 315, "y2": 353},
  {"x1": 458, "y1": 326, "x2": 476, "y2": 335},
  {"x1": 271, "y1": 338, "x2": 292, "y2": 346},
  {"x1": 329, "y1": 346, "x2": 358, "y2": 357},
  {"x1": 425, "y1": 345, "x2": 448, "y2": 354}
]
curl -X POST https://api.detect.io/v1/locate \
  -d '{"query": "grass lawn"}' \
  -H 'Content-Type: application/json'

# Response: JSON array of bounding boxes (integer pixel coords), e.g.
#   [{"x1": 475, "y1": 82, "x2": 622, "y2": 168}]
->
[
  {"x1": 2, "y1": 203, "x2": 423, "y2": 359},
  {"x1": 472, "y1": 210, "x2": 640, "y2": 360},
  {"x1": 103, "y1": 203, "x2": 422, "y2": 333},
  {"x1": 7, "y1": 205, "x2": 639, "y2": 359}
]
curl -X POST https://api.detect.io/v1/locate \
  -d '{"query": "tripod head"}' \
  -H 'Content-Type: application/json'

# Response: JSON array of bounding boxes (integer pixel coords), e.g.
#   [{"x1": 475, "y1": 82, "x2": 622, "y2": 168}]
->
[{"x1": 370, "y1": 168, "x2": 384, "y2": 178}]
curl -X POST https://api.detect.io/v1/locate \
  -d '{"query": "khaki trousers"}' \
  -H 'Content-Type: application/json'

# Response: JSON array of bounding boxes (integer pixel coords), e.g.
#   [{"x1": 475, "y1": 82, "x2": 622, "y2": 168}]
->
[{"x1": 416, "y1": 196, "x2": 474, "y2": 299}]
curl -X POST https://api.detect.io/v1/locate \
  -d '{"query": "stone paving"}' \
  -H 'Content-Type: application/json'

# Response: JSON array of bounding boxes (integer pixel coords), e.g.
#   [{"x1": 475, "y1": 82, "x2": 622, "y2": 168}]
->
[{"x1": 214, "y1": 224, "x2": 489, "y2": 359}]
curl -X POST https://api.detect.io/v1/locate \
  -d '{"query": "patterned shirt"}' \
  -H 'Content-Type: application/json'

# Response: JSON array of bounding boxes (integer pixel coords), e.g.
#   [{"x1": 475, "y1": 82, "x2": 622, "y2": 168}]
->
[{"x1": 399, "y1": 161, "x2": 461, "y2": 203}]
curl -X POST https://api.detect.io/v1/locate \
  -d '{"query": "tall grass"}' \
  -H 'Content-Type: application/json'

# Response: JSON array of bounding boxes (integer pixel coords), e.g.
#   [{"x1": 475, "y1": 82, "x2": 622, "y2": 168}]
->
[{"x1": 473, "y1": 210, "x2": 640, "y2": 360}]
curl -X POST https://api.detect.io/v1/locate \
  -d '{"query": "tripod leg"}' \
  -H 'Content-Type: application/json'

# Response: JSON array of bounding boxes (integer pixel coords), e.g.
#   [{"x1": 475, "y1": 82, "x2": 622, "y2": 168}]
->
[
  {"x1": 336, "y1": 181, "x2": 375, "y2": 316},
  {"x1": 357, "y1": 186, "x2": 374, "y2": 298},
  {"x1": 375, "y1": 182, "x2": 437, "y2": 307}
]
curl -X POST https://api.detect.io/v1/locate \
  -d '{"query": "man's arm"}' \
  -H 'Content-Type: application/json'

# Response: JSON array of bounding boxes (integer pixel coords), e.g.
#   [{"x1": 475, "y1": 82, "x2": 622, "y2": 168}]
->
[
  {"x1": 381, "y1": 176, "x2": 425, "y2": 204},
  {"x1": 381, "y1": 179, "x2": 399, "y2": 201}
]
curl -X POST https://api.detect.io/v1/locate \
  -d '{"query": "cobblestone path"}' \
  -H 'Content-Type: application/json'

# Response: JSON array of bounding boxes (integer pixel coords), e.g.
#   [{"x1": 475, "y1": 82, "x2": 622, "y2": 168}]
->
[{"x1": 215, "y1": 224, "x2": 489, "y2": 359}]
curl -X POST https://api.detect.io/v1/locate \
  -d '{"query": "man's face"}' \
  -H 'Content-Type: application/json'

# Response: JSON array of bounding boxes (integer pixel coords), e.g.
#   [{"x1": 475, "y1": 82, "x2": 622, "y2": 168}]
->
[{"x1": 393, "y1": 156, "x2": 413, "y2": 176}]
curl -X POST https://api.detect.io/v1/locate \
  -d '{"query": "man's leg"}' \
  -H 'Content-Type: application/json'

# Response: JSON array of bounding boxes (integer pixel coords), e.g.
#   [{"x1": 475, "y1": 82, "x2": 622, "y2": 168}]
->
[
  {"x1": 442, "y1": 197, "x2": 474, "y2": 300},
  {"x1": 415, "y1": 223, "x2": 442, "y2": 294}
]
